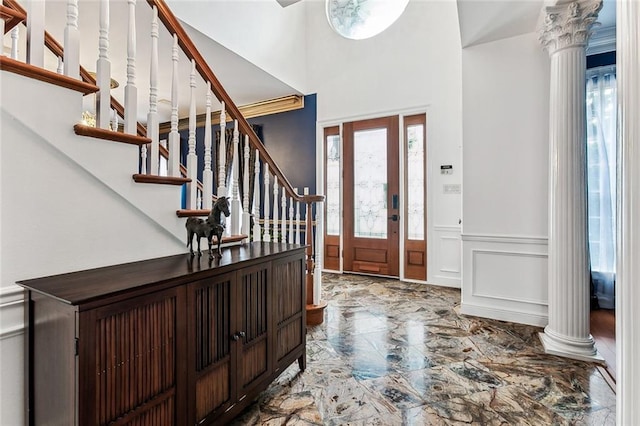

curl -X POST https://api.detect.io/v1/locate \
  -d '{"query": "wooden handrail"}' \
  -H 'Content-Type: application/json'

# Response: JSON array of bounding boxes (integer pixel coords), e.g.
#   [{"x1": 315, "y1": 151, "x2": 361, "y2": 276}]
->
[
  {"x1": 148, "y1": 0, "x2": 323, "y2": 204},
  {"x1": 8, "y1": 0, "x2": 202, "y2": 198},
  {"x1": 1, "y1": 2, "x2": 25, "y2": 33}
]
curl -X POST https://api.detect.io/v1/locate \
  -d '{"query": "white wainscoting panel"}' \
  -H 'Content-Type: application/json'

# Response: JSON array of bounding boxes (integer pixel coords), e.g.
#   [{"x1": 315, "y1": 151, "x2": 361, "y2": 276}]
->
[
  {"x1": 0, "y1": 284, "x2": 25, "y2": 426},
  {"x1": 461, "y1": 233, "x2": 548, "y2": 326},
  {"x1": 0, "y1": 284, "x2": 25, "y2": 339},
  {"x1": 428, "y1": 225, "x2": 461, "y2": 288}
]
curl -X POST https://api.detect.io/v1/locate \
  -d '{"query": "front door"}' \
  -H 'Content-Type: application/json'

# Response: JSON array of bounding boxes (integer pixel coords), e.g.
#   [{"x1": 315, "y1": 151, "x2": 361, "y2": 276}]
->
[{"x1": 343, "y1": 116, "x2": 400, "y2": 276}]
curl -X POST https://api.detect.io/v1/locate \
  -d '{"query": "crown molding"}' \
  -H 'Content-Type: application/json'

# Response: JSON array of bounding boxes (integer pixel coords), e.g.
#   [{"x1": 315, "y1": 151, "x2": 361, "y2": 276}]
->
[
  {"x1": 587, "y1": 25, "x2": 616, "y2": 55},
  {"x1": 159, "y1": 95, "x2": 304, "y2": 134}
]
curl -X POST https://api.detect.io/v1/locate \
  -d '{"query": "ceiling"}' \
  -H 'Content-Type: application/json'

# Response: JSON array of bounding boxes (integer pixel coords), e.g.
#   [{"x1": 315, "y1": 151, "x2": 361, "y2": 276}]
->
[{"x1": 456, "y1": 0, "x2": 616, "y2": 48}]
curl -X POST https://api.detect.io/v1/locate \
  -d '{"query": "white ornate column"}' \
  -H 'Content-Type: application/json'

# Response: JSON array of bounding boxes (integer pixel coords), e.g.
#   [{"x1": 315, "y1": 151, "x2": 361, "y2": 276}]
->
[
  {"x1": 616, "y1": 0, "x2": 640, "y2": 422},
  {"x1": 538, "y1": 0, "x2": 603, "y2": 362}
]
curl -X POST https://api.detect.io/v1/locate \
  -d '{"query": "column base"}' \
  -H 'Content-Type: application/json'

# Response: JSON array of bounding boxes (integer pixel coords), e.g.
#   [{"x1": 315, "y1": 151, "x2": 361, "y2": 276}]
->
[
  {"x1": 306, "y1": 300, "x2": 328, "y2": 326},
  {"x1": 539, "y1": 327, "x2": 605, "y2": 364}
]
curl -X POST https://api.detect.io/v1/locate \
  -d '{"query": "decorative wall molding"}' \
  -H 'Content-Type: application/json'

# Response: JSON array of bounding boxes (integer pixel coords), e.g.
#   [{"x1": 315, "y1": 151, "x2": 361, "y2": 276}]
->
[
  {"x1": 461, "y1": 233, "x2": 548, "y2": 245},
  {"x1": 0, "y1": 285, "x2": 25, "y2": 340},
  {"x1": 429, "y1": 225, "x2": 461, "y2": 288},
  {"x1": 462, "y1": 235, "x2": 548, "y2": 327},
  {"x1": 433, "y1": 224, "x2": 461, "y2": 231},
  {"x1": 471, "y1": 249, "x2": 548, "y2": 306},
  {"x1": 587, "y1": 25, "x2": 616, "y2": 55},
  {"x1": 158, "y1": 95, "x2": 304, "y2": 133}
]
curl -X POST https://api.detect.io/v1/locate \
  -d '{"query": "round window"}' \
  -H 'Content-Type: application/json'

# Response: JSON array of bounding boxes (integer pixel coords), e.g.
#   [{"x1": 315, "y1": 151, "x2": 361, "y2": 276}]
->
[{"x1": 326, "y1": 0, "x2": 410, "y2": 40}]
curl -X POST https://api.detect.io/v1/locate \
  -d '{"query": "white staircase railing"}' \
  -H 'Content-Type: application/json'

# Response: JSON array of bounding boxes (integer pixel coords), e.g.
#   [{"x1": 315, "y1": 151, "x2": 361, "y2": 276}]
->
[{"x1": 1, "y1": 0, "x2": 326, "y2": 323}]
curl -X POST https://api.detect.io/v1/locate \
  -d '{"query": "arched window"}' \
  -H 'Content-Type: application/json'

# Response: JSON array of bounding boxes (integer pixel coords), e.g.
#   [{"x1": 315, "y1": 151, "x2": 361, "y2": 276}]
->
[{"x1": 326, "y1": 0, "x2": 410, "y2": 40}]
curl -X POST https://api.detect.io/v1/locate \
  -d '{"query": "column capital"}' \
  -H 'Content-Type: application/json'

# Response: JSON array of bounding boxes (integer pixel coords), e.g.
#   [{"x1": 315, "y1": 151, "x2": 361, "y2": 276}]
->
[{"x1": 539, "y1": 0, "x2": 602, "y2": 54}]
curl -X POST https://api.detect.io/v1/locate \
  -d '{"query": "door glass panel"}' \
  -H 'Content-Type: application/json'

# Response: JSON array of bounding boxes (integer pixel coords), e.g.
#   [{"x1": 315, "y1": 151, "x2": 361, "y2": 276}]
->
[
  {"x1": 407, "y1": 124, "x2": 425, "y2": 240},
  {"x1": 353, "y1": 128, "x2": 387, "y2": 239},
  {"x1": 326, "y1": 134, "x2": 341, "y2": 236}
]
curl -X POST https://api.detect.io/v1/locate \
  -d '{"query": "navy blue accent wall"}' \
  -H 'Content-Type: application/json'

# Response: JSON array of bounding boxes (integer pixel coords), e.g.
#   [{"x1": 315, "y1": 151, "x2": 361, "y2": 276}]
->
[
  {"x1": 169, "y1": 94, "x2": 317, "y2": 203},
  {"x1": 247, "y1": 94, "x2": 317, "y2": 195}
]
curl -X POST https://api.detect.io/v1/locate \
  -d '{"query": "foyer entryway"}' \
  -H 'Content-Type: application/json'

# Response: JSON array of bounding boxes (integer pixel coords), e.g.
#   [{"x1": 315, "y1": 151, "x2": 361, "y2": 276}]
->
[{"x1": 322, "y1": 113, "x2": 428, "y2": 281}]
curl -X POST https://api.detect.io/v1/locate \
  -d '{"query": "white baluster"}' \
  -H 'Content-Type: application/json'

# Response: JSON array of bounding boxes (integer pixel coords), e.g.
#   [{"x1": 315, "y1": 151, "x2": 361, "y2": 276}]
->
[
  {"x1": 230, "y1": 120, "x2": 241, "y2": 236},
  {"x1": 168, "y1": 34, "x2": 180, "y2": 177},
  {"x1": 289, "y1": 194, "x2": 294, "y2": 244},
  {"x1": 124, "y1": 0, "x2": 137, "y2": 135},
  {"x1": 96, "y1": 0, "x2": 111, "y2": 129},
  {"x1": 295, "y1": 188, "x2": 301, "y2": 245},
  {"x1": 111, "y1": 108, "x2": 118, "y2": 131},
  {"x1": 197, "y1": 189, "x2": 202, "y2": 210},
  {"x1": 64, "y1": 0, "x2": 79, "y2": 78},
  {"x1": 303, "y1": 187, "x2": 309, "y2": 247},
  {"x1": 147, "y1": 5, "x2": 159, "y2": 174},
  {"x1": 26, "y1": 0, "x2": 45, "y2": 67},
  {"x1": 203, "y1": 82, "x2": 213, "y2": 210},
  {"x1": 56, "y1": 56, "x2": 63, "y2": 74},
  {"x1": 186, "y1": 59, "x2": 197, "y2": 209},
  {"x1": 242, "y1": 135, "x2": 251, "y2": 238},
  {"x1": 10, "y1": 26, "x2": 19, "y2": 60},
  {"x1": 281, "y1": 189, "x2": 287, "y2": 244},
  {"x1": 217, "y1": 102, "x2": 227, "y2": 197},
  {"x1": 263, "y1": 165, "x2": 270, "y2": 242},
  {"x1": 252, "y1": 152, "x2": 262, "y2": 242},
  {"x1": 140, "y1": 145, "x2": 147, "y2": 174},
  {"x1": 314, "y1": 210, "x2": 322, "y2": 305},
  {"x1": 273, "y1": 176, "x2": 279, "y2": 242}
]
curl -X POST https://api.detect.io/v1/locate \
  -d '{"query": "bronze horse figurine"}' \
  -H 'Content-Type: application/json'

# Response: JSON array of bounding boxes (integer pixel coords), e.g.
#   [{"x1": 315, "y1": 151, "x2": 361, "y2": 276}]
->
[{"x1": 186, "y1": 196, "x2": 231, "y2": 259}]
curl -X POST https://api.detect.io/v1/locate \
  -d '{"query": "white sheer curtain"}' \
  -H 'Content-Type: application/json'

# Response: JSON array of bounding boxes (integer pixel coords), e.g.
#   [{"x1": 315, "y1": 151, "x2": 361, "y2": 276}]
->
[{"x1": 586, "y1": 66, "x2": 617, "y2": 309}]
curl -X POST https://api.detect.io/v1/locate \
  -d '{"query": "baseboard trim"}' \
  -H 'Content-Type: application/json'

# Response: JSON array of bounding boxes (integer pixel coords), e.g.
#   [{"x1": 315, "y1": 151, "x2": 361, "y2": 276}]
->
[
  {"x1": 427, "y1": 276, "x2": 461, "y2": 288},
  {"x1": 460, "y1": 302, "x2": 547, "y2": 327}
]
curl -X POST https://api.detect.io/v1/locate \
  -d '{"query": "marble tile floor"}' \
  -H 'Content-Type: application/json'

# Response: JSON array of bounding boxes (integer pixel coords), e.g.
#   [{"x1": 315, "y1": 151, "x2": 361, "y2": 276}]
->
[{"x1": 231, "y1": 273, "x2": 616, "y2": 425}]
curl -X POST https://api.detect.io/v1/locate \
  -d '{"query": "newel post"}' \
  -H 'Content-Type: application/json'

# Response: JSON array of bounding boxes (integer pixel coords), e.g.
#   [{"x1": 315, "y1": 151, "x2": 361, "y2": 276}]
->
[{"x1": 304, "y1": 188, "x2": 327, "y2": 325}]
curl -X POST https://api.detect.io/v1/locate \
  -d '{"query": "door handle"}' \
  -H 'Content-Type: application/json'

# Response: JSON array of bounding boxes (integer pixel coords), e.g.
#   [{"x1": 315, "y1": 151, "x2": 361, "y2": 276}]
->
[
  {"x1": 388, "y1": 214, "x2": 399, "y2": 221},
  {"x1": 231, "y1": 331, "x2": 246, "y2": 341}
]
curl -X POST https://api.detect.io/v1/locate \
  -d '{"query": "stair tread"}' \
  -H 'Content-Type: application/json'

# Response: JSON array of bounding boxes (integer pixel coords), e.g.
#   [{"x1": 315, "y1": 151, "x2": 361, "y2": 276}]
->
[
  {"x1": 133, "y1": 174, "x2": 191, "y2": 185},
  {"x1": 75, "y1": 124, "x2": 151, "y2": 145},
  {"x1": 0, "y1": 56, "x2": 98, "y2": 94}
]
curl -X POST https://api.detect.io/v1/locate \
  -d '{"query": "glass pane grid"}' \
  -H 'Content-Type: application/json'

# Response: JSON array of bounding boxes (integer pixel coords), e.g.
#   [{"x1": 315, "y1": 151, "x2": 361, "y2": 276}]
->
[
  {"x1": 326, "y1": 135, "x2": 341, "y2": 236},
  {"x1": 354, "y1": 129, "x2": 387, "y2": 239},
  {"x1": 406, "y1": 125, "x2": 424, "y2": 240}
]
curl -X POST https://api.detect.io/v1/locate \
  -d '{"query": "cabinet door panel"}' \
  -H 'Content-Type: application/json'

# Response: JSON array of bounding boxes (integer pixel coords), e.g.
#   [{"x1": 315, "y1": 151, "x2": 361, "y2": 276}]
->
[
  {"x1": 238, "y1": 264, "x2": 270, "y2": 391},
  {"x1": 273, "y1": 256, "x2": 305, "y2": 363},
  {"x1": 189, "y1": 273, "x2": 234, "y2": 423},
  {"x1": 91, "y1": 290, "x2": 178, "y2": 426}
]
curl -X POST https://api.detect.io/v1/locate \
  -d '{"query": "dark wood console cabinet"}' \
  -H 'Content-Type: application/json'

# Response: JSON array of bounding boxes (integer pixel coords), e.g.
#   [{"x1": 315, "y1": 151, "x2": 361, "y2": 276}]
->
[{"x1": 18, "y1": 243, "x2": 306, "y2": 425}]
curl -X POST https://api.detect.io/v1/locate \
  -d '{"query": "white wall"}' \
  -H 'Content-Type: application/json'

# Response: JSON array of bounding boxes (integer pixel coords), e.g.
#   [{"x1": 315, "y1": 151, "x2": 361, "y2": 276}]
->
[
  {"x1": 306, "y1": 0, "x2": 463, "y2": 287},
  {"x1": 0, "y1": 74, "x2": 187, "y2": 425},
  {"x1": 461, "y1": 32, "x2": 550, "y2": 325},
  {"x1": 167, "y1": 0, "x2": 309, "y2": 94}
]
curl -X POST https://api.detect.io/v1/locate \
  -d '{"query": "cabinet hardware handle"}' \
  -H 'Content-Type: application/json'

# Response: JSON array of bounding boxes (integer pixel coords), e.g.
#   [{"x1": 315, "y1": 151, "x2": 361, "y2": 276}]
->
[{"x1": 231, "y1": 331, "x2": 246, "y2": 341}]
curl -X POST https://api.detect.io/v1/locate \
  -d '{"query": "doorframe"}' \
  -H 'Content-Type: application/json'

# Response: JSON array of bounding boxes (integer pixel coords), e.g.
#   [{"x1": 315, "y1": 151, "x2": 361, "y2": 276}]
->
[{"x1": 317, "y1": 106, "x2": 432, "y2": 282}]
